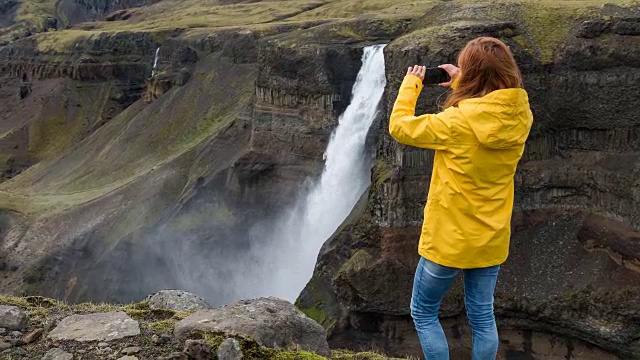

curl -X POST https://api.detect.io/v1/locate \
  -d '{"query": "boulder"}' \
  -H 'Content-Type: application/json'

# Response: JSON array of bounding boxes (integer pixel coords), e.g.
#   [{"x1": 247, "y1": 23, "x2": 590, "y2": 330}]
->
[
  {"x1": 175, "y1": 297, "x2": 330, "y2": 357},
  {"x1": 146, "y1": 290, "x2": 211, "y2": 312},
  {"x1": 183, "y1": 339, "x2": 211, "y2": 360},
  {"x1": 121, "y1": 346, "x2": 142, "y2": 355},
  {"x1": 217, "y1": 338, "x2": 243, "y2": 360},
  {"x1": 48, "y1": 311, "x2": 140, "y2": 342},
  {"x1": 0, "y1": 306, "x2": 28, "y2": 330},
  {"x1": 42, "y1": 348, "x2": 73, "y2": 360},
  {"x1": 22, "y1": 328, "x2": 43, "y2": 344}
]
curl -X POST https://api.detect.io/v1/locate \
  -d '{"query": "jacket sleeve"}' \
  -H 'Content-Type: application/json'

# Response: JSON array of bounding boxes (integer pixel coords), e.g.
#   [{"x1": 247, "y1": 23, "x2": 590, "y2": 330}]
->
[{"x1": 389, "y1": 75, "x2": 454, "y2": 150}]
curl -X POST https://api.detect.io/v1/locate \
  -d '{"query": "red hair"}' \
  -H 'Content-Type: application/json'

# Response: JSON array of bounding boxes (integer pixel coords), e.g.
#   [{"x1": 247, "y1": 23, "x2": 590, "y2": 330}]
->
[{"x1": 444, "y1": 37, "x2": 523, "y2": 108}]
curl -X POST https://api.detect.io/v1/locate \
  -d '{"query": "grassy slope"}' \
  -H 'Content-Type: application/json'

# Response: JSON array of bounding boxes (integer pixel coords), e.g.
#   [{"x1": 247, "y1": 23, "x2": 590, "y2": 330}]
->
[
  {"x1": 0, "y1": 54, "x2": 255, "y2": 216},
  {"x1": 18, "y1": 0, "x2": 637, "y2": 59}
]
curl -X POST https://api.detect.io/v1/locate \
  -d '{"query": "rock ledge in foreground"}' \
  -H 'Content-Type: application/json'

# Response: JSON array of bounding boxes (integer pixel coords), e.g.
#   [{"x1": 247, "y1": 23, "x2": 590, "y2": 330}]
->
[
  {"x1": 175, "y1": 297, "x2": 330, "y2": 357},
  {"x1": 48, "y1": 311, "x2": 140, "y2": 342}
]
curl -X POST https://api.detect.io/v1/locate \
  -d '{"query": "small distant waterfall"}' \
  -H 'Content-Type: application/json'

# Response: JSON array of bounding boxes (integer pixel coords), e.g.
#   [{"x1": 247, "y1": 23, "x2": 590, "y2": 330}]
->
[
  {"x1": 151, "y1": 47, "x2": 160, "y2": 78},
  {"x1": 249, "y1": 45, "x2": 388, "y2": 301}
]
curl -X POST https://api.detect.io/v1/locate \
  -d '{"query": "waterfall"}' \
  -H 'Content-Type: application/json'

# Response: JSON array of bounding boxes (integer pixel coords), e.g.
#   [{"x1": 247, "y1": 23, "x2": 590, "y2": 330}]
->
[
  {"x1": 151, "y1": 47, "x2": 160, "y2": 78},
  {"x1": 248, "y1": 45, "x2": 387, "y2": 301}
]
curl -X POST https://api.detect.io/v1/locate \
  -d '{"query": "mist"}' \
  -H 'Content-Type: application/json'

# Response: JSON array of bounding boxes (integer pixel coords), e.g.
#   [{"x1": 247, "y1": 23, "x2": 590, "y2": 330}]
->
[{"x1": 139, "y1": 45, "x2": 387, "y2": 306}]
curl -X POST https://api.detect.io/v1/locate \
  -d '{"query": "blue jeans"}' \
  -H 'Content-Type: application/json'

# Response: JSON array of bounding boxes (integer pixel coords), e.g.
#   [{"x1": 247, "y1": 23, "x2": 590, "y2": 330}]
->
[{"x1": 411, "y1": 257, "x2": 500, "y2": 360}]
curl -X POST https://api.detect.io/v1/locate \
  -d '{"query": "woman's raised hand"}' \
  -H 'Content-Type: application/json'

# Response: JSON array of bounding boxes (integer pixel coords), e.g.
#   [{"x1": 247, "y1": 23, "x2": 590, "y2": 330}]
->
[
  {"x1": 438, "y1": 64, "x2": 460, "y2": 87},
  {"x1": 407, "y1": 65, "x2": 426, "y2": 81}
]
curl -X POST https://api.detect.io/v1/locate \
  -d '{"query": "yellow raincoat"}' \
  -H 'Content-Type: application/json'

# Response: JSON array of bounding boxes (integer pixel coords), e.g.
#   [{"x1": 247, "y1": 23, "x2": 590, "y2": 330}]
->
[{"x1": 389, "y1": 75, "x2": 533, "y2": 268}]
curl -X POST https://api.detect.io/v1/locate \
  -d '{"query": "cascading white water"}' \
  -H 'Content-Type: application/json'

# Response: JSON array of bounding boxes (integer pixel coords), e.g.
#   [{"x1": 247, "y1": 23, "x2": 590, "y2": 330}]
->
[
  {"x1": 152, "y1": 47, "x2": 160, "y2": 77},
  {"x1": 247, "y1": 44, "x2": 387, "y2": 301}
]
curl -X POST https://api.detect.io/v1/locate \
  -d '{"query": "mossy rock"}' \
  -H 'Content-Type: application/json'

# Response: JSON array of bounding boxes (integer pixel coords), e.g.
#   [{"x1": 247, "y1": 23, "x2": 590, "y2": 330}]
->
[{"x1": 189, "y1": 330, "x2": 328, "y2": 359}]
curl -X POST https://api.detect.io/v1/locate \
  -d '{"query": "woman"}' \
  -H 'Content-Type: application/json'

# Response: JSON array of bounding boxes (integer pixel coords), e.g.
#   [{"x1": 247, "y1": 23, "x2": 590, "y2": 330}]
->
[{"x1": 389, "y1": 37, "x2": 533, "y2": 360}]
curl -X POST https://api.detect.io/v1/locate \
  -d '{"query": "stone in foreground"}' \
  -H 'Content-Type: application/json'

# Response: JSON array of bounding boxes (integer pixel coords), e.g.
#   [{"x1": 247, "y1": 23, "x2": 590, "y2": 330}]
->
[
  {"x1": 147, "y1": 290, "x2": 211, "y2": 312},
  {"x1": 184, "y1": 339, "x2": 211, "y2": 359},
  {"x1": 175, "y1": 297, "x2": 330, "y2": 357},
  {"x1": 48, "y1": 311, "x2": 140, "y2": 342},
  {"x1": 0, "y1": 306, "x2": 28, "y2": 330},
  {"x1": 42, "y1": 348, "x2": 73, "y2": 360},
  {"x1": 218, "y1": 338, "x2": 243, "y2": 360}
]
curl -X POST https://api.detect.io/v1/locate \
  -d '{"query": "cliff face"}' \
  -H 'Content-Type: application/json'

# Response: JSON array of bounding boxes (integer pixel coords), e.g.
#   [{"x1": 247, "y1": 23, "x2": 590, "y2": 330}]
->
[
  {"x1": 0, "y1": 0, "x2": 638, "y2": 359},
  {"x1": 298, "y1": 2, "x2": 640, "y2": 360}
]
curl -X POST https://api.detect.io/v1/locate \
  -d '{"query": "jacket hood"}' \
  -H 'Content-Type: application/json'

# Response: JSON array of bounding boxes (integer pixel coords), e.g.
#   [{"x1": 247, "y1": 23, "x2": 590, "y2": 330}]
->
[{"x1": 458, "y1": 88, "x2": 533, "y2": 149}]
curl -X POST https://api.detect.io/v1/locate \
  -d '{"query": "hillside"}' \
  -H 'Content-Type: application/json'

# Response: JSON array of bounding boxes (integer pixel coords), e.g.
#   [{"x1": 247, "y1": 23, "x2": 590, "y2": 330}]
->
[{"x1": 0, "y1": 0, "x2": 638, "y2": 359}]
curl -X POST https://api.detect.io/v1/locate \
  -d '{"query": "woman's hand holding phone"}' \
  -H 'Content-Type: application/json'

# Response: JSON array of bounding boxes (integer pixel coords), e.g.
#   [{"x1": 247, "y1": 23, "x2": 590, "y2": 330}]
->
[
  {"x1": 407, "y1": 65, "x2": 427, "y2": 81},
  {"x1": 437, "y1": 64, "x2": 460, "y2": 87},
  {"x1": 407, "y1": 64, "x2": 460, "y2": 87}
]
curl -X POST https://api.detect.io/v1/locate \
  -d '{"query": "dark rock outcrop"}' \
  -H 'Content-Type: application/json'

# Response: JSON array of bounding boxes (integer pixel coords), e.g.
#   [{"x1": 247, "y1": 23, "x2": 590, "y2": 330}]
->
[{"x1": 299, "y1": 2, "x2": 640, "y2": 360}]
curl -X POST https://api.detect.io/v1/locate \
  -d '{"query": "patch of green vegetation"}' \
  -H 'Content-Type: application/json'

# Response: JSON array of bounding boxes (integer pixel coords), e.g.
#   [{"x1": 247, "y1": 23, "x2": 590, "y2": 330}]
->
[
  {"x1": 34, "y1": 30, "x2": 98, "y2": 52},
  {"x1": 372, "y1": 159, "x2": 392, "y2": 188},
  {"x1": 190, "y1": 330, "x2": 329, "y2": 359},
  {"x1": 517, "y1": 3, "x2": 582, "y2": 64},
  {"x1": 332, "y1": 349, "x2": 411, "y2": 360},
  {"x1": 336, "y1": 249, "x2": 373, "y2": 279},
  {"x1": 238, "y1": 335, "x2": 327, "y2": 360},
  {"x1": 0, "y1": 295, "x2": 31, "y2": 308},
  {"x1": 123, "y1": 302, "x2": 179, "y2": 322},
  {"x1": 16, "y1": 0, "x2": 56, "y2": 29},
  {"x1": 288, "y1": 0, "x2": 434, "y2": 21},
  {"x1": 514, "y1": 0, "x2": 637, "y2": 63},
  {"x1": 147, "y1": 319, "x2": 176, "y2": 334},
  {"x1": 299, "y1": 301, "x2": 328, "y2": 327},
  {"x1": 334, "y1": 25, "x2": 364, "y2": 41},
  {"x1": 295, "y1": 276, "x2": 337, "y2": 331},
  {"x1": 271, "y1": 350, "x2": 327, "y2": 360},
  {"x1": 87, "y1": 0, "x2": 327, "y2": 33},
  {"x1": 70, "y1": 301, "x2": 121, "y2": 314}
]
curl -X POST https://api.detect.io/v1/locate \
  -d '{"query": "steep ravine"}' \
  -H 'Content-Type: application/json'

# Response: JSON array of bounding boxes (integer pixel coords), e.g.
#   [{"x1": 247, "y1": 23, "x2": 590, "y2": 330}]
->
[
  {"x1": 0, "y1": 1, "x2": 638, "y2": 360},
  {"x1": 0, "y1": 9, "x2": 384, "y2": 305}
]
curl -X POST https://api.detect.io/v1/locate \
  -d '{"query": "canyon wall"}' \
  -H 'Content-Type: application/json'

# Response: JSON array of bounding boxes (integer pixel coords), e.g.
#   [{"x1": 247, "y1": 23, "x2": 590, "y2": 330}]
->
[{"x1": 298, "y1": 2, "x2": 640, "y2": 359}]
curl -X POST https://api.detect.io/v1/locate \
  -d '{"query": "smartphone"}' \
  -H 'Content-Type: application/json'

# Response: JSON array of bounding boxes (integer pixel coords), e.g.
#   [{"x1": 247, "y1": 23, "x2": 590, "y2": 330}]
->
[{"x1": 424, "y1": 67, "x2": 450, "y2": 85}]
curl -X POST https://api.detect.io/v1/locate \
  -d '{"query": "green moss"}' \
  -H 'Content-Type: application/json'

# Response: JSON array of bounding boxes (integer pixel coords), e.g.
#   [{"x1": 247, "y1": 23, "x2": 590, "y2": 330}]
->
[
  {"x1": 204, "y1": 332, "x2": 227, "y2": 349},
  {"x1": 332, "y1": 349, "x2": 409, "y2": 359},
  {"x1": 125, "y1": 307, "x2": 177, "y2": 321},
  {"x1": 35, "y1": 30, "x2": 97, "y2": 52},
  {"x1": 517, "y1": 3, "x2": 581, "y2": 64},
  {"x1": 372, "y1": 159, "x2": 392, "y2": 188},
  {"x1": 271, "y1": 350, "x2": 327, "y2": 359},
  {"x1": 334, "y1": 25, "x2": 364, "y2": 41},
  {"x1": 147, "y1": 319, "x2": 176, "y2": 334},
  {"x1": 0, "y1": 296, "x2": 31, "y2": 308},
  {"x1": 190, "y1": 330, "x2": 328, "y2": 359},
  {"x1": 296, "y1": 275, "x2": 338, "y2": 331},
  {"x1": 336, "y1": 249, "x2": 374, "y2": 278},
  {"x1": 299, "y1": 301, "x2": 327, "y2": 327},
  {"x1": 173, "y1": 310, "x2": 192, "y2": 320}
]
